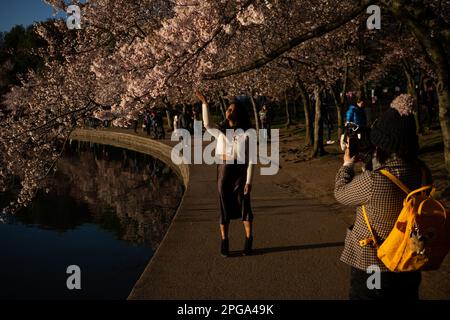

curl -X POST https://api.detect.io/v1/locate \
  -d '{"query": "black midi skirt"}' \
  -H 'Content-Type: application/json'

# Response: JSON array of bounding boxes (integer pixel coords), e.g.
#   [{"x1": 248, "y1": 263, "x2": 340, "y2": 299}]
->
[{"x1": 217, "y1": 163, "x2": 253, "y2": 224}]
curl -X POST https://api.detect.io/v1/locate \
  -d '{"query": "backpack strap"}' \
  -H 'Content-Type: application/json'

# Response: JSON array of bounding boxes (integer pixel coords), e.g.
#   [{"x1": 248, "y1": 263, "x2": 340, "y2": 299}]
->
[
  {"x1": 418, "y1": 198, "x2": 447, "y2": 218},
  {"x1": 381, "y1": 168, "x2": 435, "y2": 198},
  {"x1": 379, "y1": 169, "x2": 411, "y2": 194},
  {"x1": 405, "y1": 185, "x2": 434, "y2": 203},
  {"x1": 359, "y1": 205, "x2": 379, "y2": 248}
]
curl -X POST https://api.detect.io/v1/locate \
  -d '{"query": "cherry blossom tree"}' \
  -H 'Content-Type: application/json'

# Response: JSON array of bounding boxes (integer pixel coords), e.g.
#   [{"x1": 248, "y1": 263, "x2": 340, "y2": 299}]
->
[
  {"x1": 205, "y1": 0, "x2": 450, "y2": 173},
  {"x1": 1, "y1": 0, "x2": 449, "y2": 211}
]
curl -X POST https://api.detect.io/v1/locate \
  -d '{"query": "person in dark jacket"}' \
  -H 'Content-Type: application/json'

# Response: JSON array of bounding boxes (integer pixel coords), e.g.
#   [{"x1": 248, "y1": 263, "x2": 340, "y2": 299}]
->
[
  {"x1": 346, "y1": 97, "x2": 367, "y2": 128},
  {"x1": 335, "y1": 94, "x2": 432, "y2": 300}
]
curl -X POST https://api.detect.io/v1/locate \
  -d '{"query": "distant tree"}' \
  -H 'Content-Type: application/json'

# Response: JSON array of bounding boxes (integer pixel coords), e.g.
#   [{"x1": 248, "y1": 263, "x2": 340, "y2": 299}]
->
[{"x1": 0, "y1": 25, "x2": 47, "y2": 98}]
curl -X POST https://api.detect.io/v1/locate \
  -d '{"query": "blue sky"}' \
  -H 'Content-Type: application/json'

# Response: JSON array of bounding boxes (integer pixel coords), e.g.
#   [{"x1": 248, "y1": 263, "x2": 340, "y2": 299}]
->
[{"x1": 0, "y1": 0, "x2": 66, "y2": 33}]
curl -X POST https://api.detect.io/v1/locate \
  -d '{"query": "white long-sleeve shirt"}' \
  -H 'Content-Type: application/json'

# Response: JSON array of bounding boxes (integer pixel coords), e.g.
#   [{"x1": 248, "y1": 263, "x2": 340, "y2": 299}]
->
[{"x1": 202, "y1": 103, "x2": 254, "y2": 185}]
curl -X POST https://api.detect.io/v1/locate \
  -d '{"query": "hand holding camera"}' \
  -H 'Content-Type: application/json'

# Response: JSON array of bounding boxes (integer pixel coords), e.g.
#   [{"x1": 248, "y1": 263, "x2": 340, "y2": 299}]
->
[
  {"x1": 343, "y1": 138, "x2": 355, "y2": 164},
  {"x1": 340, "y1": 122, "x2": 373, "y2": 168}
]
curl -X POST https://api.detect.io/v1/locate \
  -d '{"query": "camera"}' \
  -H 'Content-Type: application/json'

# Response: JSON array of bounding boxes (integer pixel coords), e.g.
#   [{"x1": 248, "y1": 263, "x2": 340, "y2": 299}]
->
[{"x1": 340, "y1": 122, "x2": 374, "y2": 169}]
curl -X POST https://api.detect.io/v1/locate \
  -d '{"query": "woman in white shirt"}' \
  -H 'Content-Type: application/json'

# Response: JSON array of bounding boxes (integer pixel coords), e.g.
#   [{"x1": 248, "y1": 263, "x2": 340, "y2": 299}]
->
[{"x1": 195, "y1": 90, "x2": 255, "y2": 257}]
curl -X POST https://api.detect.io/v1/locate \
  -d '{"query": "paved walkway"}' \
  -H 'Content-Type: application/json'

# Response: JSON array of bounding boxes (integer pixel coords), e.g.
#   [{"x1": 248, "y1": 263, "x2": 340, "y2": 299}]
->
[
  {"x1": 71, "y1": 128, "x2": 349, "y2": 299},
  {"x1": 123, "y1": 133, "x2": 349, "y2": 300}
]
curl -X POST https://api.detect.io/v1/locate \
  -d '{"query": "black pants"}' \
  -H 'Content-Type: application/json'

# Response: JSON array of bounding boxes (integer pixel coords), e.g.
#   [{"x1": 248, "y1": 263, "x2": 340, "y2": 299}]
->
[{"x1": 349, "y1": 267, "x2": 421, "y2": 300}]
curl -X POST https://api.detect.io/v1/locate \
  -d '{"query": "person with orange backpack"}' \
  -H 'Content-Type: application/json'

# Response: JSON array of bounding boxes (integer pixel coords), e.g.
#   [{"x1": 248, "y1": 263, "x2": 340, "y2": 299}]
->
[{"x1": 334, "y1": 94, "x2": 449, "y2": 300}]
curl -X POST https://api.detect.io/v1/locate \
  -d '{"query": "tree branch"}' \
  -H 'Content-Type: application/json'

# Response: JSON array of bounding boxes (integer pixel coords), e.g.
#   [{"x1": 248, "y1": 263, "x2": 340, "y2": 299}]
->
[
  {"x1": 165, "y1": 0, "x2": 256, "y2": 83},
  {"x1": 203, "y1": 0, "x2": 375, "y2": 80}
]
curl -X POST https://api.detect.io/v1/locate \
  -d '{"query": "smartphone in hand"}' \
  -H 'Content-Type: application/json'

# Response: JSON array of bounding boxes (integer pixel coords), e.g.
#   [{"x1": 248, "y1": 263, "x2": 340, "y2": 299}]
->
[{"x1": 348, "y1": 136, "x2": 359, "y2": 158}]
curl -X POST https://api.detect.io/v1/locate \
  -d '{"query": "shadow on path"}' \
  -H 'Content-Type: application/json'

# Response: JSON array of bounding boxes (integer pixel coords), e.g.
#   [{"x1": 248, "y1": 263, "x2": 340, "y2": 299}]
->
[{"x1": 227, "y1": 241, "x2": 345, "y2": 257}]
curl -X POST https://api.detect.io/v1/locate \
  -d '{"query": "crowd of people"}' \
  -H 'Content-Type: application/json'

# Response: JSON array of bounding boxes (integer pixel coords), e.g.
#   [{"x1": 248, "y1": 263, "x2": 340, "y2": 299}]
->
[
  {"x1": 172, "y1": 106, "x2": 198, "y2": 136},
  {"x1": 133, "y1": 109, "x2": 165, "y2": 139},
  {"x1": 85, "y1": 80, "x2": 438, "y2": 149}
]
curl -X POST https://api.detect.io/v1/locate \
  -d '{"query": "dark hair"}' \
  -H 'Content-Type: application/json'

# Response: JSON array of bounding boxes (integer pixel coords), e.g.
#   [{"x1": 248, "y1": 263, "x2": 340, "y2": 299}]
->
[
  {"x1": 375, "y1": 145, "x2": 418, "y2": 165},
  {"x1": 218, "y1": 99, "x2": 252, "y2": 132}
]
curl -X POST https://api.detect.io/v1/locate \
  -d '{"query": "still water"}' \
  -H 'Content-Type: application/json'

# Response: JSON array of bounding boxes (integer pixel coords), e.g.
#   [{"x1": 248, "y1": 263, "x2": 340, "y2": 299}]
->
[{"x1": 0, "y1": 142, "x2": 184, "y2": 299}]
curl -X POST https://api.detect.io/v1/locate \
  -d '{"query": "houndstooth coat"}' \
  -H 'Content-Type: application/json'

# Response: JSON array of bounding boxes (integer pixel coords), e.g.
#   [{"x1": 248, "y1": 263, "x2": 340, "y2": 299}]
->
[{"x1": 334, "y1": 157, "x2": 432, "y2": 272}]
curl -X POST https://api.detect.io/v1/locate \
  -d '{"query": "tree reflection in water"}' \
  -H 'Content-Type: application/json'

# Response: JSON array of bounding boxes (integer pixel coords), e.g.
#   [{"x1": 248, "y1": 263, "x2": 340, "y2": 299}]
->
[
  {"x1": 17, "y1": 141, "x2": 184, "y2": 251},
  {"x1": 0, "y1": 142, "x2": 184, "y2": 299}
]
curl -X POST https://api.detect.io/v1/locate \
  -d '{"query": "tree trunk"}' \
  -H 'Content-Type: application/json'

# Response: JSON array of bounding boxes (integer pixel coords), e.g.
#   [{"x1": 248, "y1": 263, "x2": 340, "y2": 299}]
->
[
  {"x1": 292, "y1": 98, "x2": 297, "y2": 120},
  {"x1": 285, "y1": 91, "x2": 292, "y2": 127},
  {"x1": 165, "y1": 109, "x2": 173, "y2": 130},
  {"x1": 330, "y1": 88, "x2": 343, "y2": 140},
  {"x1": 298, "y1": 82, "x2": 313, "y2": 146},
  {"x1": 339, "y1": 65, "x2": 348, "y2": 138},
  {"x1": 390, "y1": 0, "x2": 450, "y2": 176},
  {"x1": 434, "y1": 64, "x2": 450, "y2": 175},
  {"x1": 358, "y1": 21, "x2": 366, "y2": 100},
  {"x1": 163, "y1": 100, "x2": 173, "y2": 130},
  {"x1": 312, "y1": 87, "x2": 325, "y2": 157},
  {"x1": 249, "y1": 91, "x2": 260, "y2": 132},
  {"x1": 402, "y1": 59, "x2": 423, "y2": 134},
  {"x1": 218, "y1": 92, "x2": 227, "y2": 120}
]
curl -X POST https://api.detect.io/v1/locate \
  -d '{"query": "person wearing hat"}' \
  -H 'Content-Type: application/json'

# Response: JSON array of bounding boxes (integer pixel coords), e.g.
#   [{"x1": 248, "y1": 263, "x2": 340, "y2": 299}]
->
[{"x1": 334, "y1": 93, "x2": 433, "y2": 300}]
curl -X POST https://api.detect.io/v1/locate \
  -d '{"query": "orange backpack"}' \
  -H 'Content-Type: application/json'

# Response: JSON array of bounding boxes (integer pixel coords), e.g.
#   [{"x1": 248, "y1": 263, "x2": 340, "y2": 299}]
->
[{"x1": 360, "y1": 169, "x2": 450, "y2": 272}]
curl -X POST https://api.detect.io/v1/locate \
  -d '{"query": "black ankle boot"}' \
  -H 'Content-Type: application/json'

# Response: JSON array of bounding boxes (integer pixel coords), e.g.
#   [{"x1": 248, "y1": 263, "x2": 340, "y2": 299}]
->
[
  {"x1": 244, "y1": 236, "x2": 253, "y2": 255},
  {"x1": 221, "y1": 238, "x2": 229, "y2": 257}
]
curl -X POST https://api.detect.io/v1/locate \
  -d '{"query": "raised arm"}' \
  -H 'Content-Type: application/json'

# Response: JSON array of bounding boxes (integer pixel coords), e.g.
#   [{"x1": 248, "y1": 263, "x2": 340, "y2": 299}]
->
[
  {"x1": 244, "y1": 135, "x2": 254, "y2": 195},
  {"x1": 246, "y1": 164, "x2": 254, "y2": 185},
  {"x1": 334, "y1": 147, "x2": 372, "y2": 206},
  {"x1": 195, "y1": 90, "x2": 221, "y2": 139},
  {"x1": 334, "y1": 165, "x2": 373, "y2": 206}
]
